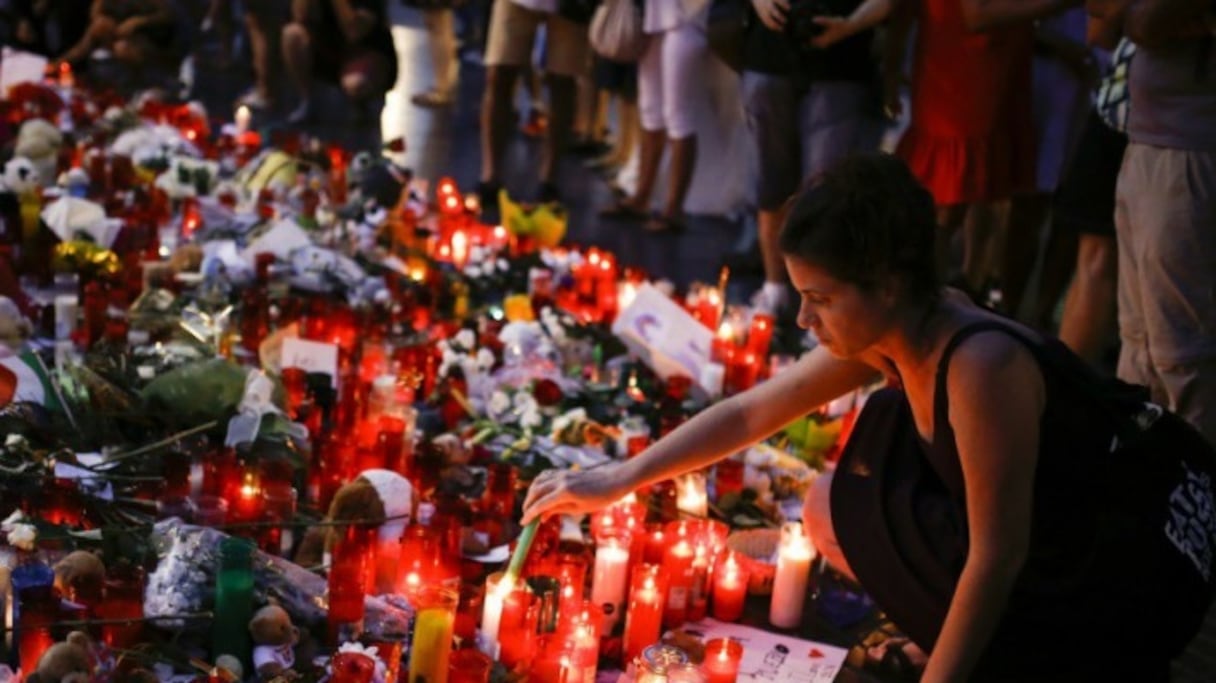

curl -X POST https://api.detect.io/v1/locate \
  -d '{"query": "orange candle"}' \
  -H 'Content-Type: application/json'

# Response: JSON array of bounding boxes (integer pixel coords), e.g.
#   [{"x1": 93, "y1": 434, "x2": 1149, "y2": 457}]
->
[
  {"x1": 747, "y1": 313, "x2": 774, "y2": 356},
  {"x1": 711, "y1": 552, "x2": 748, "y2": 622},
  {"x1": 623, "y1": 564, "x2": 666, "y2": 664},
  {"x1": 660, "y1": 539, "x2": 695, "y2": 628},
  {"x1": 701, "y1": 638, "x2": 743, "y2": 683}
]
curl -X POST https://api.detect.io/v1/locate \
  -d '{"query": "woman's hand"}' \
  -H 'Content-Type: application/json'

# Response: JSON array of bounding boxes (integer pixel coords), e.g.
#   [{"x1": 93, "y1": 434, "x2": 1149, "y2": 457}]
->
[
  {"x1": 521, "y1": 462, "x2": 634, "y2": 525},
  {"x1": 752, "y1": 0, "x2": 790, "y2": 32},
  {"x1": 809, "y1": 16, "x2": 854, "y2": 48}
]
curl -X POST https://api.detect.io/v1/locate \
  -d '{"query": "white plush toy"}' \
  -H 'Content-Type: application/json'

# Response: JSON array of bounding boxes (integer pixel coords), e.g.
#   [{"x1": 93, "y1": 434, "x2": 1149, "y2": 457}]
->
[
  {"x1": 14, "y1": 119, "x2": 63, "y2": 189},
  {"x1": 1, "y1": 157, "x2": 41, "y2": 196}
]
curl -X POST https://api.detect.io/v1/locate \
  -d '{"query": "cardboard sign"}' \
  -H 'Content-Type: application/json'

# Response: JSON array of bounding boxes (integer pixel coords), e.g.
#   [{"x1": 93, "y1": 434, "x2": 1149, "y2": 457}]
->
[
  {"x1": 611, "y1": 283, "x2": 716, "y2": 395},
  {"x1": 281, "y1": 337, "x2": 339, "y2": 386}
]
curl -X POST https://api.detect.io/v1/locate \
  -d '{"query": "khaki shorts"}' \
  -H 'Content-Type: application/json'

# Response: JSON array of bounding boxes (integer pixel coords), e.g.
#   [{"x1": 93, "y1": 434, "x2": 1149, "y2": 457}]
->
[
  {"x1": 483, "y1": 0, "x2": 591, "y2": 78},
  {"x1": 1114, "y1": 142, "x2": 1216, "y2": 445}
]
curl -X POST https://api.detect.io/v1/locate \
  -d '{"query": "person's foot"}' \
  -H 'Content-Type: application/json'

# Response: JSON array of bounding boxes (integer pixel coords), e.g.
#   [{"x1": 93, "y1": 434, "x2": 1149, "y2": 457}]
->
[
  {"x1": 521, "y1": 109, "x2": 547, "y2": 138},
  {"x1": 568, "y1": 136, "x2": 613, "y2": 156},
  {"x1": 537, "y1": 181, "x2": 560, "y2": 204},
  {"x1": 237, "y1": 88, "x2": 274, "y2": 110},
  {"x1": 644, "y1": 212, "x2": 686, "y2": 233},
  {"x1": 411, "y1": 89, "x2": 454, "y2": 108},
  {"x1": 286, "y1": 98, "x2": 314, "y2": 125},
  {"x1": 599, "y1": 200, "x2": 647, "y2": 220}
]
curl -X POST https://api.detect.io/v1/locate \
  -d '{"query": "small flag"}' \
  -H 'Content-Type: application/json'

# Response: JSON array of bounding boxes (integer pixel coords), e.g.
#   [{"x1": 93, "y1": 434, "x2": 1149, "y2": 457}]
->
[{"x1": 0, "y1": 348, "x2": 61, "y2": 411}]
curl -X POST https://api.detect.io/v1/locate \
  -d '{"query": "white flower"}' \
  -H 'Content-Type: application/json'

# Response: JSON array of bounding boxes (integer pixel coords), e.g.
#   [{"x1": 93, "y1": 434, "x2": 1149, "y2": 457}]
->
[
  {"x1": 441, "y1": 349, "x2": 461, "y2": 368},
  {"x1": 497, "y1": 259, "x2": 509, "y2": 272},
  {"x1": 454, "y1": 329, "x2": 476, "y2": 350},
  {"x1": 551, "y1": 408, "x2": 587, "y2": 436},
  {"x1": 488, "y1": 391, "x2": 511, "y2": 417},
  {"x1": 6, "y1": 523, "x2": 36, "y2": 551},
  {"x1": 476, "y1": 348, "x2": 496, "y2": 371},
  {"x1": 464, "y1": 264, "x2": 483, "y2": 279},
  {"x1": 519, "y1": 405, "x2": 543, "y2": 430},
  {"x1": 513, "y1": 391, "x2": 539, "y2": 411},
  {"x1": 5, "y1": 434, "x2": 26, "y2": 449}
]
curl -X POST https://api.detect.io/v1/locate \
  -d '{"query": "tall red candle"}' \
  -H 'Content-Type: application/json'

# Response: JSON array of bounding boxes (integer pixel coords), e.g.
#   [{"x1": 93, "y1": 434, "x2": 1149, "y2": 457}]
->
[{"x1": 622, "y1": 564, "x2": 666, "y2": 665}]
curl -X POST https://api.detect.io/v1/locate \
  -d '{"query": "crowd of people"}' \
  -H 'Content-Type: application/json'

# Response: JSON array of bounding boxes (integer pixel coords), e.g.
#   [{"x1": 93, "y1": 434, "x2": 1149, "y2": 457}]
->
[{"x1": 5, "y1": 0, "x2": 1216, "y2": 678}]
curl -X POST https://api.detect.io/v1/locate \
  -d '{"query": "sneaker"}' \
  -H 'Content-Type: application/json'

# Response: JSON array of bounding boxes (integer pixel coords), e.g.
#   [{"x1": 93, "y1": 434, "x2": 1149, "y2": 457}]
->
[
  {"x1": 286, "y1": 98, "x2": 314, "y2": 125},
  {"x1": 237, "y1": 88, "x2": 273, "y2": 110}
]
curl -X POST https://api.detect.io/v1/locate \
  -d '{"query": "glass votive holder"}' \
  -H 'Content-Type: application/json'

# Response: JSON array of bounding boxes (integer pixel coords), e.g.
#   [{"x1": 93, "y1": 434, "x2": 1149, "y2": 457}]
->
[
  {"x1": 448, "y1": 647, "x2": 492, "y2": 683},
  {"x1": 408, "y1": 585, "x2": 458, "y2": 683},
  {"x1": 192, "y1": 494, "x2": 229, "y2": 527},
  {"x1": 700, "y1": 638, "x2": 743, "y2": 683}
]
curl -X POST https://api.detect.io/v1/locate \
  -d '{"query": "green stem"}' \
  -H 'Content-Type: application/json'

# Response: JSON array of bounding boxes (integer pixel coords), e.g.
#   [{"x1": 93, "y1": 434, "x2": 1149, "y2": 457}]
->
[{"x1": 502, "y1": 518, "x2": 539, "y2": 589}]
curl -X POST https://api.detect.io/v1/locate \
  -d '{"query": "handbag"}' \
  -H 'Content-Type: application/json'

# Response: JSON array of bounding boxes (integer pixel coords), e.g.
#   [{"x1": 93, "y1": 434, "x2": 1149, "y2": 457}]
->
[
  {"x1": 706, "y1": 0, "x2": 749, "y2": 72},
  {"x1": 589, "y1": 0, "x2": 646, "y2": 63}
]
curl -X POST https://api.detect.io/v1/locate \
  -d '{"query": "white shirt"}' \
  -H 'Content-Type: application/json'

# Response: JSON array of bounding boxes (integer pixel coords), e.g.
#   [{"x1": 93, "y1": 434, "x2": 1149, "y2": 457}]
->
[{"x1": 511, "y1": 0, "x2": 559, "y2": 13}]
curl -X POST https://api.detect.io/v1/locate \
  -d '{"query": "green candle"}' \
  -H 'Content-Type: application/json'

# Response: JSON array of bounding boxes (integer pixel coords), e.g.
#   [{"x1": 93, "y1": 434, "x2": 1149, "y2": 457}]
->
[{"x1": 213, "y1": 537, "x2": 255, "y2": 664}]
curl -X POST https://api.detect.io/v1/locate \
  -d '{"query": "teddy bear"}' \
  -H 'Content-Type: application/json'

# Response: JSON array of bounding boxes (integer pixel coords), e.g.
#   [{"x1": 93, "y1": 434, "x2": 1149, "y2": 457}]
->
[
  {"x1": 293, "y1": 469, "x2": 413, "y2": 576},
  {"x1": 14, "y1": 119, "x2": 63, "y2": 189},
  {"x1": 53, "y1": 550, "x2": 106, "y2": 606},
  {"x1": 26, "y1": 631, "x2": 96, "y2": 683},
  {"x1": 248, "y1": 604, "x2": 300, "y2": 679}
]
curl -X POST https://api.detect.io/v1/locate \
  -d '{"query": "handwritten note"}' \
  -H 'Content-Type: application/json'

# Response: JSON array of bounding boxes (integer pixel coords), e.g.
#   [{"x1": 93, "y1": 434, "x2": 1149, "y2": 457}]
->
[
  {"x1": 611, "y1": 283, "x2": 715, "y2": 396},
  {"x1": 280, "y1": 337, "x2": 339, "y2": 386}
]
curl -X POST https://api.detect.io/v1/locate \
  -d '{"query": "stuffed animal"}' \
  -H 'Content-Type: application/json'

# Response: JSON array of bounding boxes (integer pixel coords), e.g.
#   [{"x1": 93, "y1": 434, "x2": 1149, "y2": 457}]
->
[
  {"x1": 26, "y1": 631, "x2": 96, "y2": 683},
  {"x1": 248, "y1": 604, "x2": 300, "y2": 679},
  {"x1": 14, "y1": 119, "x2": 63, "y2": 189},
  {"x1": 294, "y1": 469, "x2": 413, "y2": 570},
  {"x1": 0, "y1": 296, "x2": 33, "y2": 350},
  {"x1": 52, "y1": 550, "x2": 106, "y2": 604}
]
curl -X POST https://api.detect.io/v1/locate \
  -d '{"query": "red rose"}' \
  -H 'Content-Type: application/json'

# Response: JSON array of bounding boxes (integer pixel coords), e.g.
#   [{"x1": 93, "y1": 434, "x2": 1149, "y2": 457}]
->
[{"x1": 532, "y1": 378, "x2": 563, "y2": 407}]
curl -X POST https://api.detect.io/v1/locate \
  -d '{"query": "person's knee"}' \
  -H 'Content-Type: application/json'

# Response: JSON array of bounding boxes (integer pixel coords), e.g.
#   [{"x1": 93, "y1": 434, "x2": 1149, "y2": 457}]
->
[
  {"x1": 1078, "y1": 236, "x2": 1118, "y2": 286},
  {"x1": 281, "y1": 22, "x2": 309, "y2": 48},
  {"x1": 485, "y1": 66, "x2": 517, "y2": 101}
]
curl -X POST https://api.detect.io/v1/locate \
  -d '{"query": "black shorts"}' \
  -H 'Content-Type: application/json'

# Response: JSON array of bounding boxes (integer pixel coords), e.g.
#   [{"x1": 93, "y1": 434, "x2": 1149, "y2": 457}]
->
[{"x1": 1052, "y1": 109, "x2": 1128, "y2": 238}]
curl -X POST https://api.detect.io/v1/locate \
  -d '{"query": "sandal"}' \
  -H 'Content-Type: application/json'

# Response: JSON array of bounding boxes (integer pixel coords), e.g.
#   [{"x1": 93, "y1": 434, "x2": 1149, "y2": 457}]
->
[{"x1": 644, "y1": 213, "x2": 686, "y2": 233}]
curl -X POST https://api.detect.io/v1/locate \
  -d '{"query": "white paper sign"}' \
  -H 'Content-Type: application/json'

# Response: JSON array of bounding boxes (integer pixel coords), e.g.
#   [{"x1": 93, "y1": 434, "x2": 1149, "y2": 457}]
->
[
  {"x1": 611, "y1": 283, "x2": 715, "y2": 394},
  {"x1": 0, "y1": 47, "x2": 48, "y2": 98},
  {"x1": 610, "y1": 619, "x2": 847, "y2": 683},
  {"x1": 683, "y1": 619, "x2": 847, "y2": 682},
  {"x1": 280, "y1": 337, "x2": 339, "y2": 385}
]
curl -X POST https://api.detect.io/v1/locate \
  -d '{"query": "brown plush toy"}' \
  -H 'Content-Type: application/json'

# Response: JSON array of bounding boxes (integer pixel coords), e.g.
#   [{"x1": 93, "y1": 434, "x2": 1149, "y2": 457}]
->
[
  {"x1": 294, "y1": 469, "x2": 412, "y2": 569},
  {"x1": 53, "y1": 550, "x2": 106, "y2": 604},
  {"x1": 249, "y1": 604, "x2": 300, "y2": 679},
  {"x1": 27, "y1": 631, "x2": 96, "y2": 683}
]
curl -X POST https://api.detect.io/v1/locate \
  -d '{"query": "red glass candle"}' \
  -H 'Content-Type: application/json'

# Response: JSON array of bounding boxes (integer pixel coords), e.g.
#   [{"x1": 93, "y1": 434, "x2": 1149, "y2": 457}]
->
[
  {"x1": 101, "y1": 562, "x2": 146, "y2": 649},
  {"x1": 701, "y1": 638, "x2": 743, "y2": 683},
  {"x1": 623, "y1": 564, "x2": 666, "y2": 664},
  {"x1": 746, "y1": 313, "x2": 774, "y2": 356},
  {"x1": 642, "y1": 523, "x2": 667, "y2": 565},
  {"x1": 328, "y1": 524, "x2": 375, "y2": 639},
  {"x1": 330, "y1": 651, "x2": 376, "y2": 683},
  {"x1": 498, "y1": 587, "x2": 540, "y2": 669},
  {"x1": 449, "y1": 647, "x2": 492, "y2": 683},
  {"x1": 714, "y1": 458, "x2": 745, "y2": 499},
  {"x1": 660, "y1": 538, "x2": 695, "y2": 628}
]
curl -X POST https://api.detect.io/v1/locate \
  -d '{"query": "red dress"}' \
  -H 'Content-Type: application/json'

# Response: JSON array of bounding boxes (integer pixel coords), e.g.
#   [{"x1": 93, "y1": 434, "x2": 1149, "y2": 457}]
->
[{"x1": 897, "y1": 0, "x2": 1037, "y2": 206}]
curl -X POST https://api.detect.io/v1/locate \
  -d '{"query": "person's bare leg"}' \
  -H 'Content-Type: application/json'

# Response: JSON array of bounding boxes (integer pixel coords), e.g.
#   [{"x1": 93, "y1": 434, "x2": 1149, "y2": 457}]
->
[
  {"x1": 59, "y1": 15, "x2": 116, "y2": 64},
  {"x1": 242, "y1": 2, "x2": 283, "y2": 106},
  {"x1": 607, "y1": 96, "x2": 638, "y2": 166},
  {"x1": 936, "y1": 203, "x2": 968, "y2": 284},
  {"x1": 1029, "y1": 217, "x2": 1079, "y2": 330},
  {"x1": 1001, "y1": 192, "x2": 1051, "y2": 320},
  {"x1": 540, "y1": 73, "x2": 576, "y2": 187},
  {"x1": 625, "y1": 128, "x2": 666, "y2": 212},
  {"x1": 416, "y1": 8, "x2": 456, "y2": 101},
  {"x1": 1058, "y1": 234, "x2": 1117, "y2": 367},
  {"x1": 961, "y1": 201, "x2": 1000, "y2": 295},
  {"x1": 653, "y1": 133, "x2": 696, "y2": 226},
  {"x1": 480, "y1": 64, "x2": 520, "y2": 186}
]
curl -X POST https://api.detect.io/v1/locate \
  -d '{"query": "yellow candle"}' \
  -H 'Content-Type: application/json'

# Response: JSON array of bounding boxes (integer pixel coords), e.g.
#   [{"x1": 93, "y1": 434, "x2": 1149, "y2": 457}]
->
[{"x1": 409, "y1": 587, "x2": 457, "y2": 683}]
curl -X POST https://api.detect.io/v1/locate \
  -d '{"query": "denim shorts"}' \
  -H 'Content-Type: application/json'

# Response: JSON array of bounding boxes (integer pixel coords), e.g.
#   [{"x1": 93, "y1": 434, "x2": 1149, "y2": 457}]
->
[{"x1": 742, "y1": 72, "x2": 883, "y2": 211}]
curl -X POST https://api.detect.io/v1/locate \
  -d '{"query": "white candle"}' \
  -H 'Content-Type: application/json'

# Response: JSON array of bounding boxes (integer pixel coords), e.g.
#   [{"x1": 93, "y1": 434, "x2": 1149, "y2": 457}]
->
[
  {"x1": 590, "y1": 533, "x2": 631, "y2": 632},
  {"x1": 480, "y1": 572, "x2": 510, "y2": 658},
  {"x1": 769, "y1": 522, "x2": 816, "y2": 629},
  {"x1": 234, "y1": 105, "x2": 252, "y2": 134},
  {"x1": 677, "y1": 472, "x2": 708, "y2": 519}
]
